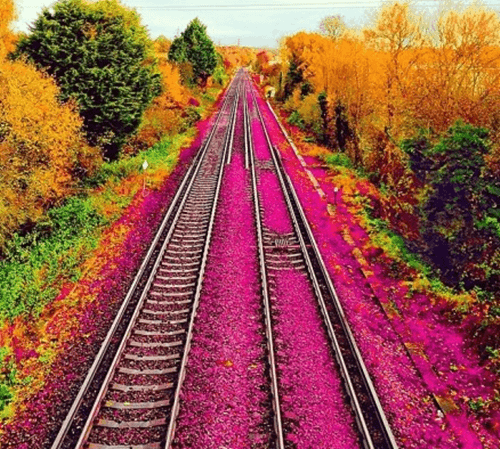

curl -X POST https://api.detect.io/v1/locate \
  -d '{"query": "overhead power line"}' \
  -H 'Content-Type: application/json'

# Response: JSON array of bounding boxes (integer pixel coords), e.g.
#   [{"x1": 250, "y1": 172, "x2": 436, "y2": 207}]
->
[{"x1": 133, "y1": 1, "x2": 456, "y2": 10}]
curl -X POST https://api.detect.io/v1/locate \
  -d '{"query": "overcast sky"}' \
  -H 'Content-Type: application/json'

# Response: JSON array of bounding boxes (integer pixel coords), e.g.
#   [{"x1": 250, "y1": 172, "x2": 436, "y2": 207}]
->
[{"x1": 13, "y1": 0, "x2": 500, "y2": 49}]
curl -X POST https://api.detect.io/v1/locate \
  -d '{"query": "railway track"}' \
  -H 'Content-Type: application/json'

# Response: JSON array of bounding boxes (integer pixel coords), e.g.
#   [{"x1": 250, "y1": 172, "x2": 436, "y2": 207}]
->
[
  {"x1": 51, "y1": 73, "x2": 242, "y2": 449},
  {"x1": 51, "y1": 69, "x2": 398, "y2": 449},
  {"x1": 245, "y1": 73, "x2": 399, "y2": 449}
]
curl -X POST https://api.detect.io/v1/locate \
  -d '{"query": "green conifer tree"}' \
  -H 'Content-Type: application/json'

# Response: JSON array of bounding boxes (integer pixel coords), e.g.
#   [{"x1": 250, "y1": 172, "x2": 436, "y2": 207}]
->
[
  {"x1": 13, "y1": 0, "x2": 161, "y2": 160},
  {"x1": 168, "y1": 18, "x2": 218, "y2": 86}
]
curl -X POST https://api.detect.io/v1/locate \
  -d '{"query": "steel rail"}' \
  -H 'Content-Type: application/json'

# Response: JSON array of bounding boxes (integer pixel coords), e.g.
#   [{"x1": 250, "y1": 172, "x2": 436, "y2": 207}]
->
[
  {"x1": 243, "y1": 73, "x2": 286, "y2": 449},
  {"x1": 244, "y1": 81, "x2": 251, "y2": 170},
  {"x1": 249, "y1": 82, "x2": 399, "y2": 449},
  {"x1": 225, "y1": 85, "x2": 239, "y2": 165},
  {"x1": 164, "y1": 78, "x2": 242, "y2": 448},
  {"x1": 51, "y1": 75, "x2": 238, "y2": 449},
  {"x1": 248, "y1": 82, "x2": 374, "y2": 446}
]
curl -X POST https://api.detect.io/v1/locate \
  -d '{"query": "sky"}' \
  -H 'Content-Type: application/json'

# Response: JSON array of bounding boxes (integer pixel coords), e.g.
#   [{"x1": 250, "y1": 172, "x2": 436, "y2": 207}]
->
[{"x1": 12, "y1": 0, "x2": 500, "y2": 49}]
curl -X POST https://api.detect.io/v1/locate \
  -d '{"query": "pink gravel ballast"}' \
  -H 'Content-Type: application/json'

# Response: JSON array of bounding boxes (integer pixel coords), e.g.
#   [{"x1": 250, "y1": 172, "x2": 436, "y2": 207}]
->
[
  {"x1": 173, "y1": 110, "x2": 271, "y2": 448},
  {"x1": 258, "y1": 170, "x2": 294, "y2": 234},
  {"x1": 271, "y1": 267, "x2": 360, "y2": 448}
]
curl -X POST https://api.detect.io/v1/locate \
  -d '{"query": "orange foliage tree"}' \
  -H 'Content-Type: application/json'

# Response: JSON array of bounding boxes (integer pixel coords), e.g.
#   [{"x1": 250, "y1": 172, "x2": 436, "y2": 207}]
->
[
  {"x1": 216, "y1": 45, "x2": 257, "y2": 73},
  {"x1": 218, "y1": 46, "x2": 257, "y2": 74},
  {"x1": 363, "y1": 2, "x2": 424, "y2": 133},
  {"x1": 0, "y1": 0, "x2": 100, "y2": 247},
  {"x1": 254, "y1": 50, "x2": 280, "y2": 79},
  {"x1": 411, "y1": 7, "x2": 500, "y2": 134},
  {"x1": 128, "y1": 56, "x2": 190, "y2": 150}
]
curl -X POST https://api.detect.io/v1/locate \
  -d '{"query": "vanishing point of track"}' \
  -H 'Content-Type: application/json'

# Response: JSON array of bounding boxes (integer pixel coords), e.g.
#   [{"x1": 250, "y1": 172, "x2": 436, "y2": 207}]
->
[{"x1": 51, "y1": 69, "x2": 399, "y2": 449}]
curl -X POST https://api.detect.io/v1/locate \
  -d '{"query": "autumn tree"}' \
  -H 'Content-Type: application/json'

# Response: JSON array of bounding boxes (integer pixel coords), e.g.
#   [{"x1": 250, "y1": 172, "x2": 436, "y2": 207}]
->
[
  {"x1": 168, "y1": 18, "x2": 218, "y2": 86},
  {"x1": 155, "y1": 35, "x2": 171, "y2": 55},
  {"x1": 14, "y1": 0, "x2": 161, "y2": 160},
  {"x1": 436, "y1": 8, "x2": 500, "y2": 126},
  {"x1": 255, "y1": 50, "x2": 280, "y2": 79},
  {"x1": 364, "y1": 2, "x2": 423, "y2": 133},
  {"x1": 280, "y1": 33, "x2": 317, "y2": 99},
  {"x1": 218, "y1": 46, "x2": 257, "y2": 73},
  {"x1": 129, "y1": 60, "x2": 190, "y2": 149},
  {"x1": 319, "y1": 15, "x2": 346, "y2": 40},
  {"x1": 0, "y1": 61, "x2": 100, "y2": 248}
]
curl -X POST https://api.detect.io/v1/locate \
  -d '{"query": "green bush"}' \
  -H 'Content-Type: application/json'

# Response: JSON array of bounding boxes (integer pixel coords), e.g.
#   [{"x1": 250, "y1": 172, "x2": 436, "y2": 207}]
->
[
  {"x1": 323, "y1": 152, "x2": 353, "y2": 168},
  {"x1": 0, "y1": 197, "x2": 104, "y2": 320},
  {"x1": 212, "y1": 65, "x2": 228, "y2": 87},
  {"x1": 297, "y1": 93, "x2": 323, "y2": 135},
  {"x1": 401, "y1": 121, "x2": 500, "y2": 290},
  {"x1": 287, "y1": 110, "x2": 305, "y2": 129},
  {"x1": 181, "y1": 107, "x2": 202, "y2": 132}
]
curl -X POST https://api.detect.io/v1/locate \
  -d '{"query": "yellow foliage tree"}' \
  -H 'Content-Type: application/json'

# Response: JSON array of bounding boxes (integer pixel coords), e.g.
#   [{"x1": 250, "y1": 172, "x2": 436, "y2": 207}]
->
[
  {"x1": 319, "y1": 15, "x2": 346, "y2": 41},
  {"x1": 0, "y1": 60, "x2": 100, "y2": 247},
  {"x1": 277, "y1": 2, "x2": 500, "y2": 167},
  {"x1": 427, "y1": 7, "x2": 500, "y2": 130},
  {"x1": 363, "y1": 2, "x2": 424, "y2": 133},
  {"x1": 218, "y1": 46, "x2": 257, "y2": 73}
]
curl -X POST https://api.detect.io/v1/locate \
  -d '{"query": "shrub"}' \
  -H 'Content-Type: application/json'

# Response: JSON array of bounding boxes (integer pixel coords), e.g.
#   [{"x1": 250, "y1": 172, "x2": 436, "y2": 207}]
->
[
  {"x1": 0, "y1": 195, "x2": 104, "y2": 319},
  {"x1": 403, "y1": 121, "x2": 500, "y2": 288},
  {"x1": 287, "y1": 110, "x2": 305, "y2": 129},
  {"x1": 297, "y1": 93, "x2": 322, "y2": 135},
  {"x1": 323, "y1": 152, "x2": 353, "y2": 169},
  {"x1": 212, "y1": 65, "x2": 228, "y2": 87}
]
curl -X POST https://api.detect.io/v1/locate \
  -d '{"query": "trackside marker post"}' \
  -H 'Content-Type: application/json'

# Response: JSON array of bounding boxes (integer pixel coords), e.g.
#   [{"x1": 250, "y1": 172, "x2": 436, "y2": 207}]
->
[{"x1": 142, "y1": 159, "x2": 149, "y2": 195}]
